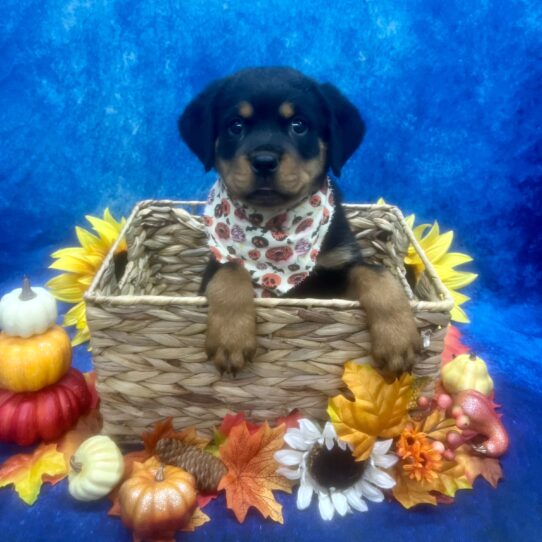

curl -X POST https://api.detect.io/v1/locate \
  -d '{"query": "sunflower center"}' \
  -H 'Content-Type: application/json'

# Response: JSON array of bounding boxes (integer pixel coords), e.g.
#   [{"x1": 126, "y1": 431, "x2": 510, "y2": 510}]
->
[{"x1": 308, "y1": 443, "x2": 366, "y2": 490}]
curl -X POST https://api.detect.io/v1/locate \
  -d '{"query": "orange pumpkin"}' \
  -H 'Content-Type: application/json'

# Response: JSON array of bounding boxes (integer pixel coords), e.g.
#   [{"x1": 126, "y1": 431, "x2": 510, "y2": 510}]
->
[
  {"x1": 0, "y1": 325, "x2": 71, "y2": 392},
  {"x1": 119, "y1": 457, "x2": 197, "y2": 541}
]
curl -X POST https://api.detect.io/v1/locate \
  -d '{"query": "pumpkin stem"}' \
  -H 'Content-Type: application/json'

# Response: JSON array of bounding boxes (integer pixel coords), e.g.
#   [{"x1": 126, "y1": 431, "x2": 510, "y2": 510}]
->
[
  {"x1": 156, "y1": 464, "x2": 165, "y2": 482},
  {"x1": 70, "y1": 457, "x2": 83, "y2": 473},
  {"x1": 19, "y1": 277, "x2": 37, "y2": 301},
  {"x1": 469, "y1": 353, "x2": 477, "y2": 361}
]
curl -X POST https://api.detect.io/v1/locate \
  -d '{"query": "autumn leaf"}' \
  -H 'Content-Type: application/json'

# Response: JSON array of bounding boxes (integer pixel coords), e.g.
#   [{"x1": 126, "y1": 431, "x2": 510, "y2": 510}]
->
[
  {"x1": 328, "y1": 363, "x2": 413, "y2": 460},
  {"x1": 0, "y1": 444, "x2": 67, "y2": 505},
  {"x1": 392, "y1": 469, "x2": 438, "y2": 509},
  {"x1": 219, "y1": 412, "x2": 261, "y2": 438},
  {"x1": 432, "y1": 459, "x2": 472, "y2": 497},
  {"x1": 141, "y1": 418, "x2": 210, "y2": 455},
  {"x1": 218, "y1": 421, "x2": 292, "y2": 524},
  {"x1": 83, "y1": 371, "x2": 100, "y2": 409},
  {"x1": 455, "y1": 446, "x2": 503, "y2": 488},
  {"x1": 418, "y1": 409, "x2": 458, "y2": 443},
  {"x1": 180, "y1": 508, "x2": 211, "y2": 532},
  {"x1": 276, "y1": 409, "x2": 301, "y2": 430}
]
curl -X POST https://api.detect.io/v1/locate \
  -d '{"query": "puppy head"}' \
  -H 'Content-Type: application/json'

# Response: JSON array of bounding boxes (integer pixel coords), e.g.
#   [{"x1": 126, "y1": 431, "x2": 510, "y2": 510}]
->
[{"x1": 179, "y1": 67, "x2": 365, "y2": 207}]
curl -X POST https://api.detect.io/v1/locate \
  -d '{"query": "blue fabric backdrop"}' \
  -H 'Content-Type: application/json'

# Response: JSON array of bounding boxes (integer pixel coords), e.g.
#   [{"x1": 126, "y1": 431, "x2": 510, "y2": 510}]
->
[{"x1": 1, "y1": 1, "x2": 541, "y2": 540}]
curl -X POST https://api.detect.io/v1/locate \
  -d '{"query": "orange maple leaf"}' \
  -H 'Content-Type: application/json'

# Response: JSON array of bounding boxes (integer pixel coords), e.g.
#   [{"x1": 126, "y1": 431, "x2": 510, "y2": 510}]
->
[
  {"x1": 141, "y1": 418, "x2": 210, "y2": 455},
  {"x1": 218, "y1": 421, "x2": 292, "y2": 524},
  {"x1": 455, "y1": 446, "x2": 503, "y2": 488}
]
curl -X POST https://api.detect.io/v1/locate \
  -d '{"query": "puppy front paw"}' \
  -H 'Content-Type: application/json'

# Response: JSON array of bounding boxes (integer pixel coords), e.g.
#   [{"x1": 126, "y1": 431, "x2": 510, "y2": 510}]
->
[
  {"x1": 370, "y1": 310, "x2": 421, "y2": 374},
  {"x1": 206, "y1": 310, "x2": 257, "y2": 376}
]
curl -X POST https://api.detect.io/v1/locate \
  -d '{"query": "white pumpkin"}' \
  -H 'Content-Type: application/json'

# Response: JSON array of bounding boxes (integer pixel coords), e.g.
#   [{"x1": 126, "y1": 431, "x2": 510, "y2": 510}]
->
[
  {"x1": 0, "y1": 278, "x2": 58, "y2": 338},
  {"x1": 68, "y1": 435, "x2": 125, "y2": 501}
]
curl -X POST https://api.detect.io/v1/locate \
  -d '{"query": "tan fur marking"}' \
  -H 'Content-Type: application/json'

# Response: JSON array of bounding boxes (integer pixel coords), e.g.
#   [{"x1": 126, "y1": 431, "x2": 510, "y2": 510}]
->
[
  {"x1": 279, "y1": 102, "x2": 295, "y2": 118},
  {"x1": 238, "y1": 101, "x2": 254, "y2": 118},
  {"x1": 348, "y1": 266, "x2": 421, "y2": 373},
  {"x1": 276, "y1": 140, "x2": 327, "y2": 198},
  {"x1": 216, "y1": 155, "x2": 254, "y2": 195},
  {"x1": 205, "y1": 264, "x2": 257, "y2": 374}
]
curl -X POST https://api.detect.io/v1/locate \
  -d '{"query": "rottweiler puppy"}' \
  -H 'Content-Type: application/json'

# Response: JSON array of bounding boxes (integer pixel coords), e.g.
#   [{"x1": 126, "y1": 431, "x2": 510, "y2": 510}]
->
[{"x1": 179, "y1": 66, "x2": 420, "y2": 376}]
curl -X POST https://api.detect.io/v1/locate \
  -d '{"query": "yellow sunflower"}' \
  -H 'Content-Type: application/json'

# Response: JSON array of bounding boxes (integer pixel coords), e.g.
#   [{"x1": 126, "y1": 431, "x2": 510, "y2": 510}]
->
[
  {"x1": 46, "y1": 209, "x2": 127, "y2": 346},
  {"x1": 377, "y1": 199, "x2": 477, "y2": 323}
]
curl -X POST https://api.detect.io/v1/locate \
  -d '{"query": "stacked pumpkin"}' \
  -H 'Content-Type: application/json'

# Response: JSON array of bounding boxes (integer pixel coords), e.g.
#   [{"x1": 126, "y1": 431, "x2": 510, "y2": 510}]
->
[{"x1": 0, "y1": 278, "x2": 91, "y2": 445}]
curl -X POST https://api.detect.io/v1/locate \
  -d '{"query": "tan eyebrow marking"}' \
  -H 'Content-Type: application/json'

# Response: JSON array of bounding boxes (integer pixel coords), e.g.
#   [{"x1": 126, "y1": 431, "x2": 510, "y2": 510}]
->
[
  {"x1": 238, "y1": 101, "x2": 254, "y2": 118},
  {"x1": 279, "y1": 102, "x2": 295, "y2": 118}
]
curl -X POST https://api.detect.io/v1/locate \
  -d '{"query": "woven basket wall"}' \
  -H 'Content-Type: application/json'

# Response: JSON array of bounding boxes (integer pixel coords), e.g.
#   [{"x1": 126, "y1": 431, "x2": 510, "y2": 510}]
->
[{"x1": 85, "y1": 200, "x2": 454, "y2": 442}]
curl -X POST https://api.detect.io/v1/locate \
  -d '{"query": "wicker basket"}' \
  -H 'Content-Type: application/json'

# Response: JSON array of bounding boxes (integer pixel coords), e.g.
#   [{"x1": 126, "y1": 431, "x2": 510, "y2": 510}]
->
[{"x1": 85, "y1": 200, "x2": 453, "y2": 442}]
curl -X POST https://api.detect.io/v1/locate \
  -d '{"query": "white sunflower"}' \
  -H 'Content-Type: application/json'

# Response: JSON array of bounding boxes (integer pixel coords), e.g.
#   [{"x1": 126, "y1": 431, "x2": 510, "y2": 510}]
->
[{"x1": 274, "y1": 419, "x2": 398, "y2": 521}]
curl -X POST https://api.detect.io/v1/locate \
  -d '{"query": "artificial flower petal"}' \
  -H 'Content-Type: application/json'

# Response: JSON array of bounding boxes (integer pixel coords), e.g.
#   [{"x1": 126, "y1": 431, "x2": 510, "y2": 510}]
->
[
  {"x1": 274, "y1": 450, "x2": 304, "y2": 467},
  {"x1": 298, "y1": 419, "x2": 321, "y2": 442},
  {"x1": 365, "y1": 465, "x2": 396, "y2": 489},
  {"x1": 323, "y1": 422, "x2": 337, "y2": 451},
  {"x1": 296, "y1": 480, "x2": 314, "y2": 510},
  {"x1": 318, "y1": 492, "x2": 334, "y2": 521},
  {"x1": 372, "y1": 439, "x2": 393, "y2": 456},
  {"x1": 345, "y1": 487, "x2": 369, "y2": 511},
  {"x1": 276, "y1": 467, "x2": 301, "y2": 480},
  {"x1": 284, "y1": 429, "x2": 311, "y2": 451},
  {"x1": 331, "y1": 491, "x2": 349, "y2": 516},
  {"x1": 373, "y1": 453, "x2": 399, "y2": 469},
  {"x1": 359, "y1": 480, "x2": 384, "y2": 502}
]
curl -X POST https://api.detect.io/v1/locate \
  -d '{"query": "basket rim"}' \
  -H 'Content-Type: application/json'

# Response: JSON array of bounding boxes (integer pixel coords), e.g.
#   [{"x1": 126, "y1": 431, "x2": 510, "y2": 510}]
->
[{"x1": 84, "y1": 199, "x2": 454, "y2": 312}]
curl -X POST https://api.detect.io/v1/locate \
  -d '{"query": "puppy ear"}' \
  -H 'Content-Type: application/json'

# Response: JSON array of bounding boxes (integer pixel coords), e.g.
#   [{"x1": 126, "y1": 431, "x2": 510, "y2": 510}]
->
[
  {"x1": 179, "y1": 80, "x2": 224, "y2": 172},
  {"x1": 319, "y1": 83, "x2": 365, "y2": 177}
]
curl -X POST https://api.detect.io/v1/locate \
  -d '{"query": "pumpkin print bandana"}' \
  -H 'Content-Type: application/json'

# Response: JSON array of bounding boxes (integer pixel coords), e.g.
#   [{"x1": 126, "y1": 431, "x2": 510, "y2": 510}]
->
[{"x1": 203, "y1": 178, "x2": 335, "y2": 297}]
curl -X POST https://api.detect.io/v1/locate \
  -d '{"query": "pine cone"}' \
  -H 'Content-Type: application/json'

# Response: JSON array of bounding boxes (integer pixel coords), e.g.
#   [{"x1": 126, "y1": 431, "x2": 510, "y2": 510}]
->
[{"x1": 155, "y1": 438, "x2": 227, "y2": 493}]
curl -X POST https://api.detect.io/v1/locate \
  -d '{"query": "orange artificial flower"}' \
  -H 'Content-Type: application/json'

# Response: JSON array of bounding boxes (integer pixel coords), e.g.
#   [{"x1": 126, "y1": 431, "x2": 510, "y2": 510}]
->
[{"x1": 396, "y1": 424, "x2": 442, "y2": 483}]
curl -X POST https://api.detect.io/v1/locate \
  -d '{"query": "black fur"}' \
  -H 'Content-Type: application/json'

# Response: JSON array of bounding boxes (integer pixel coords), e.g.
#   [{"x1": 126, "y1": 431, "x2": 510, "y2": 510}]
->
[{"x1": 181, "y1": 67, "x2": 367, "y2": 298}]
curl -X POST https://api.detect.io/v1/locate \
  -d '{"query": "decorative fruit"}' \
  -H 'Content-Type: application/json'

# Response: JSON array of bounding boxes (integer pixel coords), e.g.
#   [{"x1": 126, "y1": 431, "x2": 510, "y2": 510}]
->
[
  {"x1": 0, "y1": 325, "x2": 71, "y2": 392},
  {"x1": 0, "y1": 277, "x2": 58, "y2": 338},
  {"x1": 68, "y1": 435, "x2": 124, "y2": 501},
  {"x1": 442, "y1": 352, "x2": 494, "y2": 396},
  {"x1": 0, "y1": 368, "x2": 91, "y2": 446},
  {"x1": 449, "y1": 390, "x2": 509, "y2": 458},
  {"x1": 119, "y1": 457, "x2": 197, "y2": 541}
]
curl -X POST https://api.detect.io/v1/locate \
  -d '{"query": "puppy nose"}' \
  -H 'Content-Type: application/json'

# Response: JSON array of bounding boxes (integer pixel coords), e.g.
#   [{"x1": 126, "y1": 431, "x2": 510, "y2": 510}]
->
[{"x1": 250, "y1": 152, "x2": 279, "y2": 174}]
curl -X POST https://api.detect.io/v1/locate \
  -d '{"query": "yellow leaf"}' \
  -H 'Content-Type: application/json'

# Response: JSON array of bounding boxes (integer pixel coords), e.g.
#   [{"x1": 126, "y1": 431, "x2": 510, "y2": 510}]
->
[
  {"x1": 0, "y1": 444, "x2": 67, "y2": 505},
  {"x1": 392, "y1": 468, "x2": 437, "y2": 509},
  {"x1": 455, "y1": 446, "x2": 503, "y2": 488},
  {"x1": 328, "y1": 363, "x2": 413, "y2": 461},
  {"x1": 432, "y1": 460, "x2": 472, "y2": 497},
  {"x1": 181, "y1": 508, "x2": 211, "y2": 532}
]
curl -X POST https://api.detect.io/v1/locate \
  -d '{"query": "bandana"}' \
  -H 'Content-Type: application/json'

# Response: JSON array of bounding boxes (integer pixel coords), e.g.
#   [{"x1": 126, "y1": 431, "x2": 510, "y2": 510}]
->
[{"x1": 203, "y1": 178, "x2": 335, "y2": 297}]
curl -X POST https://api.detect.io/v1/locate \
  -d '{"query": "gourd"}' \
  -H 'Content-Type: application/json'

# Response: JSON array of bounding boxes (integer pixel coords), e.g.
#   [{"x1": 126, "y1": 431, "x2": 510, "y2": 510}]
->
[
  {"x1": 0, "y1": 277, "x2": 58, "y2": 338},
  {"x1": 68, "y1": 435, "x2": 124, "y2": 501},
  {"x1": 0, "y1": 368, "x2": 92, "y2": 446},
  {"x1": 442, "y1": 353, "x2": 494, "y2": 396},
  {"x1": 0, "y1": 278, "x2": 71, "y2": 392},
  {"x1": 119, "y1": 457, "x2": 197, "y2": 541}
]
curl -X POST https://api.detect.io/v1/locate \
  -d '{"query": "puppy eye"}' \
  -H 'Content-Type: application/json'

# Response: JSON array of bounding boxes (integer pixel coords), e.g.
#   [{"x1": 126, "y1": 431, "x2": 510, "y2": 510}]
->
[
  {"x1": 290, "y1": 118, "x2": 309, "y2": 135},
  {"x1": 228, "y1": 119, "x2": 244, "y2": 136}
]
